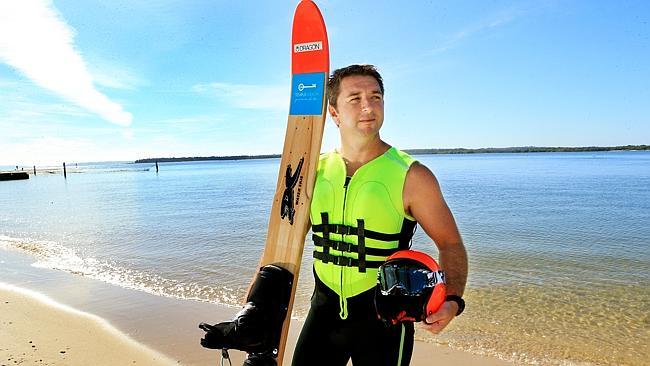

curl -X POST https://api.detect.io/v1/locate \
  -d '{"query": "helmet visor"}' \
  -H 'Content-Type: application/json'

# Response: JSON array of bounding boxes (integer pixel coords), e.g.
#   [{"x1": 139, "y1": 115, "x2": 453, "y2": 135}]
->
[{"x1": 378, "y1": 260, "x2": 445, "y2": 296}]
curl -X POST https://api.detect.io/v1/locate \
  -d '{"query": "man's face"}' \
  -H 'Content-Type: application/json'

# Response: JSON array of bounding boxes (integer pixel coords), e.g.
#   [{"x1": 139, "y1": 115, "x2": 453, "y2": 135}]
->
[{"x1": 329, "y1": 75, "x2": 384, "y2": 137}]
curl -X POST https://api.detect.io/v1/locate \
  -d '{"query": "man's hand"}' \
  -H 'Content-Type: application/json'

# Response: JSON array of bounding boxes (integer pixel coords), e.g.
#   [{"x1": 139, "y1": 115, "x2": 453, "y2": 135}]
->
[{"x1": 421, "y1": 301, "x2": 458, "y2": 334}]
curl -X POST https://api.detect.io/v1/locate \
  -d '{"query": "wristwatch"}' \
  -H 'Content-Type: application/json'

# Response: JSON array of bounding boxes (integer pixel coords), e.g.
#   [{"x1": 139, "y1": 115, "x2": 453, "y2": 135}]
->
[{"x1": 445, "y1": 295, "x2": 465, "y2": 316}]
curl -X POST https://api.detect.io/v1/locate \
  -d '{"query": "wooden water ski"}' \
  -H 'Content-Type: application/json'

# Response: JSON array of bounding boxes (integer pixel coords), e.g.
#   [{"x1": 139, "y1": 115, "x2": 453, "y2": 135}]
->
[{"x1": 256, "y1": 0, "x2": 329, "y2": 363}]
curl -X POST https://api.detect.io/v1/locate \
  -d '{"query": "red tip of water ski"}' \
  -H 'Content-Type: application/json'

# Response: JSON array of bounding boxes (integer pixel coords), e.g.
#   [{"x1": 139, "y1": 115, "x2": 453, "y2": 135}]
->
[{"x1": 291, "y1": 1, "x2": 329, "y2": 75}]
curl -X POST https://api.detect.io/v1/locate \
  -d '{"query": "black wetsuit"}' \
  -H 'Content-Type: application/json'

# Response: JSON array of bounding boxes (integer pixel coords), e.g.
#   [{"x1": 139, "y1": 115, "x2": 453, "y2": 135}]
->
[{"x1": 292, "y1": 274, "x2": 414, "y2": 366}]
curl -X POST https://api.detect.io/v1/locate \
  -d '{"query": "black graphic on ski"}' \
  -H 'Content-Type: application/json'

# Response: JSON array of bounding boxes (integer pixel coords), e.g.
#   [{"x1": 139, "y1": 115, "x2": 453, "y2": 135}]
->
[{"x1": 280, "y1": 157, "x2": 304, "y2": 225}]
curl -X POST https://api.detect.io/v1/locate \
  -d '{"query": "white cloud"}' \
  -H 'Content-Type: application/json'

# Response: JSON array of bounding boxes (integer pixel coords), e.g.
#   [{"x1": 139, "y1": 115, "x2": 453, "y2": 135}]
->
[
  {"x1": 154, "y1": 115, "x2": 222, "y2": 126},
  {"x1": 89, "y1": 60, "x2": 145, "y2": 90},
  {"x1": 429, "y1": 7, "x2": 524, "y2": 55},
  {"x1": 2, "y1": 100, "x2": 91, "y2": 121},
  {"x1": 0, "y1": 0, "x2": 133, "y2": 126},
  {"x1": 193, "y1": 82, "x2": 288, "y2": 111}
]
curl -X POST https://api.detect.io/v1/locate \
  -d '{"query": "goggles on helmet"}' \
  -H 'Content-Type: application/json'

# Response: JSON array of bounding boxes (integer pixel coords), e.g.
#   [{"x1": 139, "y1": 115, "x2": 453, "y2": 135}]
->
[
  {"x1": 378, "y1": 261, "x2": 445, "y2": 296},
  {"x1": 375, "y1": 250, "x2": 446, "y2": 325}
]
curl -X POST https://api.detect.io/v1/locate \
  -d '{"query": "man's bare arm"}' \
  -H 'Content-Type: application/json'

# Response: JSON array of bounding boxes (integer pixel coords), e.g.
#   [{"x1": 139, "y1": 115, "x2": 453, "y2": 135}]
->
[{"x1": 404, "y1": 162, "x2": 468, "y2": 332}]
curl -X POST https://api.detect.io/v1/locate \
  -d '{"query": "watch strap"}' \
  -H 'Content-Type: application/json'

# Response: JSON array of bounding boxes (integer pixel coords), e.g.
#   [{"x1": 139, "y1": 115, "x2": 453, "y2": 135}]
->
[{"x1": 445, "y1": 295, "x2": 465, "y2": 316}]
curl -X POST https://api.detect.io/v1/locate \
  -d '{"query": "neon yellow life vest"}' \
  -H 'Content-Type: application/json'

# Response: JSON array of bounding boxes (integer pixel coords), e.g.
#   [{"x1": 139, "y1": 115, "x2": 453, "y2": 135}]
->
[{"x1": 310, "y1": 147, "x2": 417, "y2": 319}]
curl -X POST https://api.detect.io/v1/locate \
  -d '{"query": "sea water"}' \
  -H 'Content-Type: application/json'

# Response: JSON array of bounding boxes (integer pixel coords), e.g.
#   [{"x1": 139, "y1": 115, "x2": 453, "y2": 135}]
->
[{"x1": 1, "y1": 151, "x2": 648, "y2": 365}]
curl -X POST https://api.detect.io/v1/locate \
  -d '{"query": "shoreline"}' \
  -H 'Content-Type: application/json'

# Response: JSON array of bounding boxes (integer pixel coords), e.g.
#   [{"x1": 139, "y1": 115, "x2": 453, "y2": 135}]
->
[{"x1": 0, "y1": 271, "x2": 513, "y2": 366}]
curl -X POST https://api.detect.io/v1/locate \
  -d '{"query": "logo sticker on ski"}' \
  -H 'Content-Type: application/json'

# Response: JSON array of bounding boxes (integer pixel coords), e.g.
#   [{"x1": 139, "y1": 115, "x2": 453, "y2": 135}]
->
[
  {"x1": 280, "y1": 157, "x2": 304, "y2": 225},
  {"x1": 294, "y1": 41, "x2": 323, "y2": 53},
  {"x1": 289, "y1": 72, "x2": 325, "y2": 116}
]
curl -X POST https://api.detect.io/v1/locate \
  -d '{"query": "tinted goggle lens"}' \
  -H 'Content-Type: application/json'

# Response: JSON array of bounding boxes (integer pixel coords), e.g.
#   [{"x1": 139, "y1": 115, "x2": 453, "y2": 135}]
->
[{"x1": 378, "y1": 262, "x2": 444, "y2": 296}]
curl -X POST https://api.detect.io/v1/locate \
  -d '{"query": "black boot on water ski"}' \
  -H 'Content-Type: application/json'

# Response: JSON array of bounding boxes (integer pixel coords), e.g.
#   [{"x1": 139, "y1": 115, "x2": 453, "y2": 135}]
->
[{"x1": 199, "y1": 264, "x2": 294, "y2": 365}]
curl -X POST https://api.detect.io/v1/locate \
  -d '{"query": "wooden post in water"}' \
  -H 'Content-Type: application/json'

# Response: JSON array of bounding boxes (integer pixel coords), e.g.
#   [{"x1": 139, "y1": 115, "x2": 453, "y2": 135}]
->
[{"x1": 63, "y1": 162, "x2": 67, "y2": 179}]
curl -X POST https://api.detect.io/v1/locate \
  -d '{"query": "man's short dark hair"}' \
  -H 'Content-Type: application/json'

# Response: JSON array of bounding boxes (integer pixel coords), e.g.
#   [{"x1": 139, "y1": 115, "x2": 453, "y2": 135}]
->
[{"x1": 327, "y1": 64, "x2": 384, "y2": 108}]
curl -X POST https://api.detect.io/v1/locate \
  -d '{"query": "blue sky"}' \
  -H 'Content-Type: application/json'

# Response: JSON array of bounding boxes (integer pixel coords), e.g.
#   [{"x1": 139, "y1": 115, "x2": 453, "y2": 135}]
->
[{"x1": 1, "y1": 0, "x2": 648, "y2": 165}]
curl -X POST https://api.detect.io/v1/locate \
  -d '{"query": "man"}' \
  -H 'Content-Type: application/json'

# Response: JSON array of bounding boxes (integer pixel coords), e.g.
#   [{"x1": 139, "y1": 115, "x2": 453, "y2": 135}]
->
[{"x1": 292, "y1": 64, "x2": 468, "y2": 366}]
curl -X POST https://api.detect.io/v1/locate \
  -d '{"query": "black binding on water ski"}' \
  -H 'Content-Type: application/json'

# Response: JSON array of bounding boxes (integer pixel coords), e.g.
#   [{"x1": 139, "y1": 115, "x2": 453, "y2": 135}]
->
[{"x1": 199, "y1": 264, "x2": 294, "y2": 366}]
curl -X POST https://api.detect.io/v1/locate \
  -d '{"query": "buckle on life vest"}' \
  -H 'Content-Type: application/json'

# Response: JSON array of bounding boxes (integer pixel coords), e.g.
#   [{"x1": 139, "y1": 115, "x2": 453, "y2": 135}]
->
[
  {"x1": 334, "y1": 241, "x2": 352, "y2": 252},
  {"x1": 333, "y1": 224, "x2": 353, "y2": 235},
  {"x1": 334, "y1": 256, "x2": 352, "y2": 267}
]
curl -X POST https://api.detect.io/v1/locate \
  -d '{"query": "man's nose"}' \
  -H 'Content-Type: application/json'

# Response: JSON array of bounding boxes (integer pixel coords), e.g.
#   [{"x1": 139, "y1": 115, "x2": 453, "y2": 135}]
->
[{"x1": 360, "y1": 97, "x2": 372, "y2": 112}]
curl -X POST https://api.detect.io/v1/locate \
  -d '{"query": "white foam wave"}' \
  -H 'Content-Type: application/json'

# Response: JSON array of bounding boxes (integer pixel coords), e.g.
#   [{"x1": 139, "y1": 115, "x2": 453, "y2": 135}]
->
[{"x1": 0, "y1": 235, "x2": 241, "y2": 306}]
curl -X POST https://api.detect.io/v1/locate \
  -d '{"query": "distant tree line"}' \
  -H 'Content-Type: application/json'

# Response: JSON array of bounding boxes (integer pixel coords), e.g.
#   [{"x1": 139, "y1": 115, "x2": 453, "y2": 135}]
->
[
  {"x1": 134, "y1": 154, "x2": 280, "y2": 163},
  {"x1": 403, "y1": 145, "x2": 649, "y2": 155},
  {"x1": 134, "y1": 145, "x2": 648, "y2": 163}
]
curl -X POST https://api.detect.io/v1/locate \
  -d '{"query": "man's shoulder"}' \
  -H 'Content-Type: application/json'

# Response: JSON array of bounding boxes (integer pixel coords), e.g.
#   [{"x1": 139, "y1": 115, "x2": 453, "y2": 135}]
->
[
  {"x1": 405, "y1": 161, "x2": 439, "y2": 189},
  {"x1": 384, "y1": 147, "x2": 417, "y2": 171},
  {"x1": 318, "y1": 150, "x2": 337, "y2": 163}
]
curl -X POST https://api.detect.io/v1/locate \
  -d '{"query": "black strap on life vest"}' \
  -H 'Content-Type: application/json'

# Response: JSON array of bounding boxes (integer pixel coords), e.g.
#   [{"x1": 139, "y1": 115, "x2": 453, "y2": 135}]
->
[
  {"x1": 311, "y1": 235, "x2": 400, "y2": 256},
  {"x1": 313, "y1": 251, "x2": 386, "y2": 269},
  {"x1": 321, "y1": 212, "x2": 330, "y2": 258},
  {"x1": 312, "y1": 221, "x2": 415, "y2": 242},
  {"x1": 312, "y1": 217, "x2": 417, "y2": 271},
  {"x1": 357, "y1": 219, "x2": 366, "y2": 272}
]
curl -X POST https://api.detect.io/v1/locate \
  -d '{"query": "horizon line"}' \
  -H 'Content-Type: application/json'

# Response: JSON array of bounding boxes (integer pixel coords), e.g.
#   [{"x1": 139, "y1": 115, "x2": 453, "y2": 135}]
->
[{"x1": 3, "y1": 144, "x2": 649, "y2": 168}]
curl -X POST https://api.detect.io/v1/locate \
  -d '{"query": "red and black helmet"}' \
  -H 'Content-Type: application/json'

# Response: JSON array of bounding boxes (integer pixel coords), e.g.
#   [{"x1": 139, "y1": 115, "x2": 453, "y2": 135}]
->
[{"x1": 374, "y1": 250, "x2": 446, "y2": 325}]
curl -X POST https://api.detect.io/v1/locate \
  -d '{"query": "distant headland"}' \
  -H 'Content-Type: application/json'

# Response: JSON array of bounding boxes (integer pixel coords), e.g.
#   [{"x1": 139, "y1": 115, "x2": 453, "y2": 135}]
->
[
  {"x1": 402, "y1": 144, "x2": 649, "y2": 155},
  {"x1": 133, "y1": 145, "x2": 648, "y2": 164}
]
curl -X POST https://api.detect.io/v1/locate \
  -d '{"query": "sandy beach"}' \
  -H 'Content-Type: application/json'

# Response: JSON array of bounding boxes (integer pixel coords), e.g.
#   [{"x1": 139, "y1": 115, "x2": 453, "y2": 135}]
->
[
  {"x1": 1, "y1": 280, "x2": 512, "y2": 366},
  {"x1": 0, "y1": 284, "x2": 175, "y2": 366}
]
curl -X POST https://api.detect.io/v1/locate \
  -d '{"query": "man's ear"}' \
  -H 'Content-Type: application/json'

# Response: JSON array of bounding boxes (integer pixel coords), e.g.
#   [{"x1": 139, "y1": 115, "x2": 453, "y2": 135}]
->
[{"x1": 328, "y1": 104, "x2": 340, "y2": 126}]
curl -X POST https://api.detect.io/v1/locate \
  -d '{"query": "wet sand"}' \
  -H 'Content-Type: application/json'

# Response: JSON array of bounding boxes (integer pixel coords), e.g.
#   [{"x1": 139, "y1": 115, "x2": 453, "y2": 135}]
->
[
  {"x1": 0, "y1": 284, "x2": 175, "y2": 366},
  {"x1": 1, "y1": 279, "x2": 512, "y2": 366}
]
